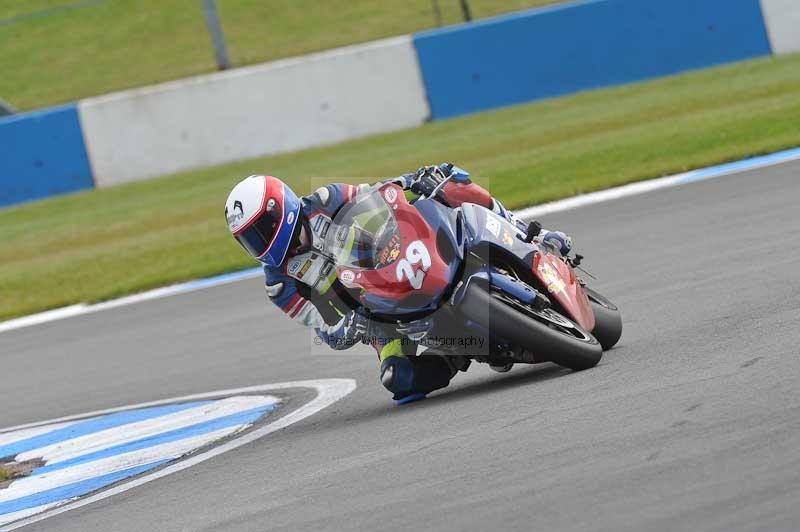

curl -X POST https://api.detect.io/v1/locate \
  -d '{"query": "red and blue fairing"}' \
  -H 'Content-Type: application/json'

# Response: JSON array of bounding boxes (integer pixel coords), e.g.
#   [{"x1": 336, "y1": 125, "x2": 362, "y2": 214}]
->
[
  {"x1": 456, "y1": 202, "x2": 595, "y2": 331},
  {"x1": 329, "y1": 181, "x2": 596, "y2": 335},
  {"x1": 329, "y1": 184, "x2": 462, "y2": 316}
]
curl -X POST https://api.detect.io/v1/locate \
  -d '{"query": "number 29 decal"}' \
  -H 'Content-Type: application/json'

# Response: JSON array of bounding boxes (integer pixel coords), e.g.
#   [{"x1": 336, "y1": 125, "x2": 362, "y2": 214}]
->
[{"x1": 395, "y1": 240, "x2": 432, "y2": 289}]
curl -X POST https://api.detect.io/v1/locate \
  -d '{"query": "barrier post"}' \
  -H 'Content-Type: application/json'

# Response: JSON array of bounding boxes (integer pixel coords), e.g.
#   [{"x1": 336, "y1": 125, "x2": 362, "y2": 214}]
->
[
  {"x1": 431, "y1": 0, "x2": 443, "y2": 26},
  {"x1": 459, "y1": 0, "x2": 472, "y2": 22},
  {"x1": 0, "y1": 98, "x2": 15, "y2": 117},
  {"x1": 201, "y1": 0, "x2": 232, "y2": 70}
]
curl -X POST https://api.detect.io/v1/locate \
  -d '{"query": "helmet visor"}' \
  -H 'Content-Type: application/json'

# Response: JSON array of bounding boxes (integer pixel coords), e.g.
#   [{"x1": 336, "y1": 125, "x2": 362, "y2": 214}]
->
[{"x1": 234, "y1": 200, "x2": 283, "y2": 259}]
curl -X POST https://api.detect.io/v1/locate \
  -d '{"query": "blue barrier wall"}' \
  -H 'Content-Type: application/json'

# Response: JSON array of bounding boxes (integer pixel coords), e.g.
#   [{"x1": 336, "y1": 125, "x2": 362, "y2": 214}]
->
[
  {"x1": 0, "y1": 105, "x2": 94, "y2": 208},
  {"x1": 413, "y1": 0, "x2": 773, "y2": 119}
]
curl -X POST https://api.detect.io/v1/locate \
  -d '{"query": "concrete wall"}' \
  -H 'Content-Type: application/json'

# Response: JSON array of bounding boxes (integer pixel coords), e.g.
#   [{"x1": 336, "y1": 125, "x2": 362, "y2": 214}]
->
[
  {"x1": 78, "y1": 36, "x2": 430, "y2": 187},
  {"x1": 761, "y1": 0, "x2": 800, "y2": 55},
  {"x1": 4, "y1": 0, "x2": 800, "y2": 208},
  {"x1": 413, "y1": 0, "x2": 773, "y2": 119},
  {"x1": 0, "y1": 105, "x2": 93, "y2": 208}
]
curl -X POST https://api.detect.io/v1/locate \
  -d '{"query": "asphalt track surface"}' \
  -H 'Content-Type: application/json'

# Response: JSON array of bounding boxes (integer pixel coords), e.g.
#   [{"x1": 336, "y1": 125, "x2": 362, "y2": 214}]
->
[{"x1": 2, "y1": 163, "x2": 800, "y2": 531}]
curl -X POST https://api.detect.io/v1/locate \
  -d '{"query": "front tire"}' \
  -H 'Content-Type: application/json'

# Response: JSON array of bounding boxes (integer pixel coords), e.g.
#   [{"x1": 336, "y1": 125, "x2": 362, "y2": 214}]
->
[
  {"x1": 584, "y1": 287, "x2": 623, "y2": 351},
  {"x1": 459, "y1": 284, "x2": 602, "y2": 371}
]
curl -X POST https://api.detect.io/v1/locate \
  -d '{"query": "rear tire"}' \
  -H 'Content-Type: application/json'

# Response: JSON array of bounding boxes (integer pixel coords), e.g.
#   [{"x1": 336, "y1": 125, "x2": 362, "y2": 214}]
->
[
  {"x1": 459, "y1": 283, "x2": 602, "y2": 371},
  {"x1": 584, "y1": 287, "x2": 623, "y2": 351}
]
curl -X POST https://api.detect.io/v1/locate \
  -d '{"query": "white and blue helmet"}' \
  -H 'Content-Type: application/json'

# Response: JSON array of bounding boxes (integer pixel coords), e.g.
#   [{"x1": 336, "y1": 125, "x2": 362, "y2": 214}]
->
[{"x1": 225, "y1": 175, "x2": 302, "y2": 267}]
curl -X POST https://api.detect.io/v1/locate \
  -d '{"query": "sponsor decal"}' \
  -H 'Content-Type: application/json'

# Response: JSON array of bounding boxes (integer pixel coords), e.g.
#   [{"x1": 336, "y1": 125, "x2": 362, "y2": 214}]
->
[
  {"x1": 377, "y1": 234, "x2": 402, "y2": 267},
  {"x1": 225, "y1": 200, "x2": 245, "y2": 228},
  {"x1": 486, "y1": 216, "x2": 501, "y2": 237},
  {"x1": 297, "y1": 260, "x2": 312, "y2": 279},
  {"x1": 287, "y1": 258, "x2": 304, "y2": 275},
  {"x1": 287, "y1": 211, "x2": 295, "y2": 225},
  {"x1": 502, "y1": 231, "x2": 515, "y2": 246},
  {"x1": 311, "y1": 216, "x2": 332, "y2": 240},
  {"x1": 312, "y1": 215, "x2": 324, "y2": 232},
  {"x1": 384, "y1": 187, "x2": 398, "y2": 204},
  {"x1": 319, "y1": 220, "x2": 331, "y2": 239},
  {"x1": 537, "y1": 262, "x2": 567, "y2": 295},
  {"x1": 266, "y1": 198, "x2": 277, "y2": 212},
  {"x1": 288, "y1": 257, "x2": 315, "y2": 280},
  {"x1": 336, "y1": 225, "x2": 349, "y2": 243},
  {"x1": 339, "y1": 269, "x2": 356, "y2": 285}
]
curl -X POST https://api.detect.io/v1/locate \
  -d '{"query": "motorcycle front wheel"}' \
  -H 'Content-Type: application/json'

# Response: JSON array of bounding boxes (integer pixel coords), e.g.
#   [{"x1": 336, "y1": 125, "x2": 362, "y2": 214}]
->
[
  {"x1": 583, "y1": 286, "x2": 623, "y2": 351},
  {"x1": 458, "y1": 283, "x2": 602, "y2": 371}
]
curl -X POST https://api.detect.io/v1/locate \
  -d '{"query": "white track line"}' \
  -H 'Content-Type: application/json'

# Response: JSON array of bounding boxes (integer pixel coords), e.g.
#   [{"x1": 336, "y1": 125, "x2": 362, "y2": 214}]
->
[
  {"x1": 0, "y1": 378, "x2": 357, "y2": 531},
  {"x1": 515, "y1": 174, "x2": 694, "y2": 219},
  {"x1": 0, "y1": 270, "x2": 261, "y2": 335},
  {"x1": 516, "y1": 146, "x2": 800, "y2": 219},
  {"x1": 0, "y1": 422, "x2": 78, "y2": 448},
  {"x1": 0, "y1": 427, "x2": 237, "y2": 504},
  {"x1": 1, "y1": 146, "x2": 799, "y2": 335},
  {"x1": 0, "y1": 506, "x2": 60, "y2": 529},
  {"x1": 16, "y1": 396, "x2": 277, "y2": 465}
]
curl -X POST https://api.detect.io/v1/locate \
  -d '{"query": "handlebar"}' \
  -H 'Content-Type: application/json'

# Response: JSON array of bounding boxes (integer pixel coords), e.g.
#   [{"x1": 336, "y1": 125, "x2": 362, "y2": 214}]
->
[{"x1": 424, "y1": 173, "x2": 454, "y2": 201}]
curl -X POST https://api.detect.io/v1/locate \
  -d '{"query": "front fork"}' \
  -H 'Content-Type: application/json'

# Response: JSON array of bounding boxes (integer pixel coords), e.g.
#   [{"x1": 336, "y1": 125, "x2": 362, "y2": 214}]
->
[{"x1": 449, "y1": 265, "x2": 549, "y2": 311}]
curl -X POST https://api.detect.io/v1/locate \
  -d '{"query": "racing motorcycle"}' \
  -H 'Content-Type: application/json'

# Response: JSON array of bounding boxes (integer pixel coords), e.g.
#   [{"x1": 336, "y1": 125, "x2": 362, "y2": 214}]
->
[{"x1": 325, "y1": 172, "x2": 622, "y2": 375}]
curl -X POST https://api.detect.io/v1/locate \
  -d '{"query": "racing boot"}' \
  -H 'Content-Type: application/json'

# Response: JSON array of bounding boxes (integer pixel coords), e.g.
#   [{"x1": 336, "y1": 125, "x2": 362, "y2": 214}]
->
[
  {"x1": 409, "y1": 354, "x2": 458, "y2": 394},
  {"x1": 379, "y1": 342, "x2": 457, "y2": 403}
]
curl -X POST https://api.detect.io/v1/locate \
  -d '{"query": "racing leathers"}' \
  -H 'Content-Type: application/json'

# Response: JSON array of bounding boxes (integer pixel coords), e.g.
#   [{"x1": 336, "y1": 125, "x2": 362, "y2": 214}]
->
[{"x1": 262, "y1": 165, "x2": 572, "y2": 399}]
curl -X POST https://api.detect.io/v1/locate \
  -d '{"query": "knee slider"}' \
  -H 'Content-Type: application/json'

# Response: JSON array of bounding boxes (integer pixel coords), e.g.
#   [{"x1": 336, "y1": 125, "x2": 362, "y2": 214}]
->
[{"x1": 379, "y1": 356, "x2": 415, "y2": 396}]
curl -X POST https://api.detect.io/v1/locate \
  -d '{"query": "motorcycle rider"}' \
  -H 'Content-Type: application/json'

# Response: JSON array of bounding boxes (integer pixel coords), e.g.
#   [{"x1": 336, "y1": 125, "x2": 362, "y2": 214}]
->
[{"x1": 224, "y1": 164, "x2": 574, "y2": 401}]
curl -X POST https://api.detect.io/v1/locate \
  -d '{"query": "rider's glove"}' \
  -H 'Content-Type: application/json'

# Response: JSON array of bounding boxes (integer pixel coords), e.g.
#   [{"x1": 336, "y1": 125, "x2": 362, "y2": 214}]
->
[
  {"x1": 543, "y1": 231, "x2": 573, "y2": 257},
  {"x1": 410, "y1": 164, "x2": 449, "y2": 197},
  {"x1": 341, "y1": 310, "x2": 370, "y2": 346}
]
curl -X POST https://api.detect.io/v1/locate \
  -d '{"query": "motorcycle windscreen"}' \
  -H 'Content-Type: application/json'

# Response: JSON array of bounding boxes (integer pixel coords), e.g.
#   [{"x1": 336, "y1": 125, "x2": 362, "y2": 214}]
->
[{"x1": 327, "y1": 192, "x2": 399, "y2": 269}]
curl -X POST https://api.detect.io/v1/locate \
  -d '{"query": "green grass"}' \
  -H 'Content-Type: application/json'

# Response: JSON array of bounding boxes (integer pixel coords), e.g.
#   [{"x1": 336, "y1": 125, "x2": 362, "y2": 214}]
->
[
  {"x1": 0, "y1": 0, "x2": 557, "y2": 110},
  {"x1": 2, "y1": 53, "x2": 800, "y2": 320}
]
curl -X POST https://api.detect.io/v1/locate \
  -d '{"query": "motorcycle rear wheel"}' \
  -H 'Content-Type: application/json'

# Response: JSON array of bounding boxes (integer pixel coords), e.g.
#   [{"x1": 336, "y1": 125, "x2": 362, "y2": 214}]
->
[{"x1": 459, "y1": 284, "x2": 602, "y2": 371}]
